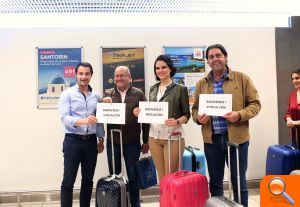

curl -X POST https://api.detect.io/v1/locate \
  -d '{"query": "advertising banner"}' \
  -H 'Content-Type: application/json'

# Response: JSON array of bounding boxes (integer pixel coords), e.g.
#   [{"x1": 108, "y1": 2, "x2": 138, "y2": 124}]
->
[
  {"x1": 164, "y1": 46, "x2": 206, "y2": 105},
  {"x1": 102, "y1": 47, "x2": 145, "y2": 93},
  {"x1": 37, "y1": 47, "x2": 82, "y2": 109}
]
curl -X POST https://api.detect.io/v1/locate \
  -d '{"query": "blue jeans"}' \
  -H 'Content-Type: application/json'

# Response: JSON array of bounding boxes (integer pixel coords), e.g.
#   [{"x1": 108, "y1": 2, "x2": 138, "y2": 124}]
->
[
  {"x1": 107, "y1": 142, "x2": 141, "y2": 207},
  {"x1": 204, "y1": 134, "x2": 249, "y2": 207},
  {"x1": 61, "y1": 134, "x2": 98, "y2": 207}
]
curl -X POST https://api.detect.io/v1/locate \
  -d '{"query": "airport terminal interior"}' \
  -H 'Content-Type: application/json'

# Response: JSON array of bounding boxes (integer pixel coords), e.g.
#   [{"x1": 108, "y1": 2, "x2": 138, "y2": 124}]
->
[{"x1": 1, "y1": 1, "x2": 300, "y2": 206}]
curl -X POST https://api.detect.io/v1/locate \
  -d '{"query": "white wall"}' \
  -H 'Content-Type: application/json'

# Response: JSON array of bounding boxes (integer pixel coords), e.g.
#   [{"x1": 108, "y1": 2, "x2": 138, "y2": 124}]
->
[{"x1": 0, "y1": 27, "x2": 278, "y2": 191}]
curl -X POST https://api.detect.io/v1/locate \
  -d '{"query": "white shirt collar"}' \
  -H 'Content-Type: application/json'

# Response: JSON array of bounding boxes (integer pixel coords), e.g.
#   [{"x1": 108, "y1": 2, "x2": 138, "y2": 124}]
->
[{"x1": 117, "y1": 87, "x2": 129, "y2": 103}]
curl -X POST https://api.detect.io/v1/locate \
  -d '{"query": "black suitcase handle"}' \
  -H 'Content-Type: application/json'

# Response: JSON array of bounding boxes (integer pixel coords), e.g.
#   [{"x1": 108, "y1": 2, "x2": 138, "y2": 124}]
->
[{"x1": 110, "y1": 129, "x2": 126, "y2": 177}]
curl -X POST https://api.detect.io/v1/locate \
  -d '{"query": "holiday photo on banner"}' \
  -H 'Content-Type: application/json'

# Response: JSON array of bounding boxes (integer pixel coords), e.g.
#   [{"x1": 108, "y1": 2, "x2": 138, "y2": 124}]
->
[
  {"x1": 164, "y1": 46, "x2": 206, "y2": 105},
  {"x1": 37, "y1": 47, "x2": 82, "y2": 109}
]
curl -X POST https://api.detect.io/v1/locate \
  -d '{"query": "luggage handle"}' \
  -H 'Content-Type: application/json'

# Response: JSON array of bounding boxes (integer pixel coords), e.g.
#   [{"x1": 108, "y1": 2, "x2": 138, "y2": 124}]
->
[
  {"x1": 284, "y1": 144, "x2": 299, "y2": 170},
  {"x1": 170, "y1": 131, "x2": 181, "y2": 137},
  {"x1": 110, "y1": 129, "x2": 126, "y2": 177},
  {"x1": 290, "y1": 126, "x2": 300, "y2": 149},
  {"x1": 173, "y1": 170, "x2": 190, "y2": 177},
  {"x1": 185, "y1": 145, "x2": 200, "y2": 171},
  {"x1": 168, "y1": 130, "x2": 182, "y2": 174},
  {"x1": 297, "y1": 126, "x2": 300, "y2": 149},
  {"x1": 285, "y1": 145, "x2": 295, "y2": 150},
  {"x1": 186, "y1": 145, "x2": 200, "y2": 151},
  {"x1": 227, "y1": 141, "x2": 241, "y2": 204},
  {"x1": 227, "y1": 142, "x2": 239, "y2": 148}
]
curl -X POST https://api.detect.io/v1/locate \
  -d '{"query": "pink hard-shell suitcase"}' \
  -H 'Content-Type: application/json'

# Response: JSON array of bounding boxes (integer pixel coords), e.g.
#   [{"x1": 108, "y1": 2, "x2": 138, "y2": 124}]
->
[{"x1": 160, "y1": 132, "x2": 209, "y2": 207}]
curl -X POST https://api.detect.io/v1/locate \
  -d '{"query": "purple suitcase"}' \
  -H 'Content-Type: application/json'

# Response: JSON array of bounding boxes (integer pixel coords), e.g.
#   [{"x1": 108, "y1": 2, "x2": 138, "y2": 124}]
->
[{"x1": 266, "y1": 145, "x2": 300, "y2": 175}]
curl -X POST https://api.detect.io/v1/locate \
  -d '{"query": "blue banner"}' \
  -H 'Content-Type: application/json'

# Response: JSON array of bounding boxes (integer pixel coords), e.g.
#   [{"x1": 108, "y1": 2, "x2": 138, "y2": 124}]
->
[
  {"x1": 37, "y1": 48, "x2": 82, "y2": 109},
  {"x1": 164, "y1": 47, "x2": 206, "y2": 105}
]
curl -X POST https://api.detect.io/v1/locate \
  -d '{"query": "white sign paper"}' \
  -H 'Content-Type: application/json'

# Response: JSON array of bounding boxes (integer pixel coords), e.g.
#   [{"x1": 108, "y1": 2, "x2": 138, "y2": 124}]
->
[
  {"x1": 138, "y1": 101, "x2": 168, "y2": 124},
  {"x1": 96, "y1": 103, "x2": 126, "y2": 124},
  {"x1": 198, "y1": 94, "x2": 232, "y2": 116}
]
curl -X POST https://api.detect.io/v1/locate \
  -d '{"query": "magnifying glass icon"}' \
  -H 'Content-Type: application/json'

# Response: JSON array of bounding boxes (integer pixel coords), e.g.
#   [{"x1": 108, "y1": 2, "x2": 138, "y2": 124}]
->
[{"x1": 268, "y1": 177, "x2": 295, "y2": 205}]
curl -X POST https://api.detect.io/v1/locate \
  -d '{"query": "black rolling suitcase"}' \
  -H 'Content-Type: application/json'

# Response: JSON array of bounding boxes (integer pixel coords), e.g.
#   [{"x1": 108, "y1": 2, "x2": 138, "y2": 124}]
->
[
  {"x1": 204, "y1": 142, "x2": 243, "y2": 207},
  {"x1": 96, "y1": 129, "x2": 130, "y2": 207}
]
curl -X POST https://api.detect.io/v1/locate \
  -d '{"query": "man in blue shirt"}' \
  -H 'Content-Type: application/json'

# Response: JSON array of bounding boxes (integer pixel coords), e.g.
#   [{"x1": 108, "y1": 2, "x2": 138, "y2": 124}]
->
[{"x1": 58, "y1": 62, "x2": 105, "y2": 207}]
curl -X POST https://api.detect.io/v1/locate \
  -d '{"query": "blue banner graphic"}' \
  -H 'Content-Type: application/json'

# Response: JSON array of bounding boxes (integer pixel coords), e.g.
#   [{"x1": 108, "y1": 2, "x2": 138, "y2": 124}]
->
[{"x1": 37, "y1": 48, "x2": 82, "y2": 108}]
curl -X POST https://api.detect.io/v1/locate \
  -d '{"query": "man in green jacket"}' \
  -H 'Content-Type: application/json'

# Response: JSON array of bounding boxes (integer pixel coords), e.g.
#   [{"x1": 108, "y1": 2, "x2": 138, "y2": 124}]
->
[{"x1": 192, "y1": 44, "x2": 261, "y2": 207}]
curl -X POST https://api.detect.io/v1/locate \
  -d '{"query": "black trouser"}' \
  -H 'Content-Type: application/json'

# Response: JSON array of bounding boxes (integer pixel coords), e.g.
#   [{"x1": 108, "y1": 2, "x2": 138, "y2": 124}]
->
[{"x1": 61, "y1": 134, "x2": 98, "y2": 207}]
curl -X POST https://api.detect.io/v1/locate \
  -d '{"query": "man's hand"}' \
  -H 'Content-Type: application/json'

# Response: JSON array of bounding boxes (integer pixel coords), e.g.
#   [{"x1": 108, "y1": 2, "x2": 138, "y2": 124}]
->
[
  {"x1": 223, "y1": 111, "x2": 240, "y2": 123},
  {"x1": 141, "y1": 143, "x2": 149, "y2": 154},
  {"x1": 98, "y1": 138, "x2": 104, "y2": 153},
  {"x1": 133, "y1": 107, "x2": 141, "y2": 117},
  {"x1": 197, "y1": 113, "x2": 210, "y2": 124},
  {"x1": 76, "y1": 115, "x2": 98, "y2": 126},
  {"x1": 86, "y1": 115, "x2": 98, "y2": 125},
  {"x1": 102, "y1": 97, "x2": 112, "y2": 103}
]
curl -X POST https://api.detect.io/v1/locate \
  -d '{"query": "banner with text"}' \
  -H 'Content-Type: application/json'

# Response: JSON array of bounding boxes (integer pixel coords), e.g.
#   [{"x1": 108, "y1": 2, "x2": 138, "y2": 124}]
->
[
  {"x1": 198, "y1": 94, "x2": 232, "y2": 116},
  {"x1": 164, "y1": 46, "x2": 206, "y2": 105},
  {"x1": 96, "y1": 103, "x2": 126, "y2": 124},
  {"x1": 138, "y1": 102, "x2": 168, "y2": 124},
  {"x1": 37, "y1": 47, "x2": 82, "y2": 109},
  {"x1": 102, "y1": 47, "x2": 145, "y2": 93}
]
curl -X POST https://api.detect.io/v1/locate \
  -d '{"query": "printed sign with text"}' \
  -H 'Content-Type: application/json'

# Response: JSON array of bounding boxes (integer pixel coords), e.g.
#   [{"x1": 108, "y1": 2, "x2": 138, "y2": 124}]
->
[
  {"x1": 96, "y1": 103, "x2": 126, "y2": 124},
  {"x1": 138, "y1": 101, "x2": 168, "y2": 124},
  {"x1": 198, "y1": 94, "x2": 232, "y2": 116}
]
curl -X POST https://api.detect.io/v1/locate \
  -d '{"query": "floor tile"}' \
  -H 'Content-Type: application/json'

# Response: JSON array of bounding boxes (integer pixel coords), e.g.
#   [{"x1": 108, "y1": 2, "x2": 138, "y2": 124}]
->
[
  {"x1": 249, "y1": 198, "x2": 260, "y2": 207},
  {"x1": 0, "y1": 202, "x2": 44, "y2": 207},
  {"x1": 0, "y1": 188, "x2": 260, "y2": 207}
]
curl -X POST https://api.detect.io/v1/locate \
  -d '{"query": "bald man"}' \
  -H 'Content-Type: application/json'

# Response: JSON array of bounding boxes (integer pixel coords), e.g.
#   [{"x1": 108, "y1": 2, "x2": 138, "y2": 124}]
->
[{"x1": 103, "y1": 66, "x2": 150, "y2": 207}]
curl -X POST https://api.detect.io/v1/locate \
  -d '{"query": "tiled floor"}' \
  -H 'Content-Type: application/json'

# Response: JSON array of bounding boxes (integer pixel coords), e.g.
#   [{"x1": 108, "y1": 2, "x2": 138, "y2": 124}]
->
[{"x1": 0, "y1": 189, "x2": 260, "y2": 207}]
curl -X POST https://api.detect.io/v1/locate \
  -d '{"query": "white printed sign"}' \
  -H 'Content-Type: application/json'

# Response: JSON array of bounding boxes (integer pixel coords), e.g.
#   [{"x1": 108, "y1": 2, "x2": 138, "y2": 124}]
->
[
  {"x1": 138, "y1": 101, "x2": 168, "y2": 124},
  {"x1": 198, "y1": 94, "x2": 232, "y2": 116},
  {"x1": 96, "y1": 103, "x2": 126, "y2": 124}
]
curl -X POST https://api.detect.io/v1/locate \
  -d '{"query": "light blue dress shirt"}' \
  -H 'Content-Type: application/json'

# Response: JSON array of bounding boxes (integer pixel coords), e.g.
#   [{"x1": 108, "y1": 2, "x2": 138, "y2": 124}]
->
[{"x1": 58, "y1": 84, "x2": 105, "y2": 138}]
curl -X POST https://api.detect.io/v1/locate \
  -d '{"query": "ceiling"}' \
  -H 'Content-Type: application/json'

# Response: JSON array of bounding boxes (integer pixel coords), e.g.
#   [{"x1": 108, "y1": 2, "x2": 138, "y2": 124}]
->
[
  {"x1": 0, "y1": 0, "x2": 291, "y2": 14},
  {"x1": 0, "y1": 0, "x2": 297, "y2": 28}
]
